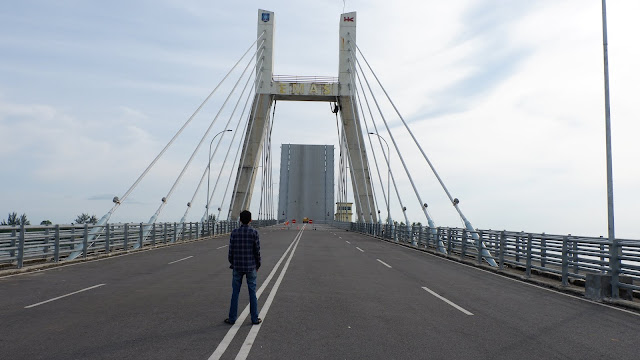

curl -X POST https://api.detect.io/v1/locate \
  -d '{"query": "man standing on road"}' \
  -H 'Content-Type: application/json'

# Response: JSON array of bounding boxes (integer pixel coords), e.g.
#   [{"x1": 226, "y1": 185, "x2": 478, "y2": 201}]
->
[{"x1": 225, "y1": 210, "x2": 262, "y2": 325}]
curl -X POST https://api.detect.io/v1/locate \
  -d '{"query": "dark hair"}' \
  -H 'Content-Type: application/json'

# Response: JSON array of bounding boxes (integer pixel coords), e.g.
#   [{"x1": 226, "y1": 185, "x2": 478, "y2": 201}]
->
[{"x1": 239, "y1": 210, "x2": 252, "y2": 225}]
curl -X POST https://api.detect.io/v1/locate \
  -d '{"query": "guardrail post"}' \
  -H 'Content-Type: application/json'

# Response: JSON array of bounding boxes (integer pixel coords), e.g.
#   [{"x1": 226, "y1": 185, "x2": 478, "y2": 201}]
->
[
  {"x1": 476, "y1": 231, "x2": 483, "y2": 265},
  {"x1": 43, "y1": 226, "x2": 50, "y2": 257},
  {"x1": 105, "y1": 224, "x2": 111, "y2": 253},
  {"x1": 70, "y1": 226, "x2": 76, "y2": 251},
  {"x1": 173, "y1": 223, "x2": 177, "y2": 243},
  {"x1": 391, "y1": 223, "x2": 395, "y2": 242},
  {"x1": 561, "y1": 236, "x2": 569, "y2": 286},
  {"x1": 599, "y1": 241, "x2": 605, "y2": 273},
  {"x1": 151, "y1": 223, "x2": 156, "y2": 247},
  {"x1": 447, "y1": 229, "x2": 453, "y2": 254},
  {"x1": 138, "y1": 223, "x2": 144, "y2": 249},
  {"x1": 572, "y1": 238, "x2": 579, "y2": 274},
  {"x1": 17, "y1": 223, "x2": 25, "y2": 268},
  {"x1": 54, "y1": 225, "x2": 60, "y2": 262},
  {"x1": 82, "y1": 224, "x2": 89, "y2": 259},
  {"x1": 526, "y1": 233, "x2": 532, "y2": 278},
  {"x1": 540, "y1": 233, "x2": 547, "y2": 268},
  {"x1": 10, "y1": 228, "x2": 16, "y2": 259},
  {"x1": 124, "y1": 223, "x2": 129, "y2": 250},
  {"x1": 610, "y1": 237, "x2": 620, "y2": 299},
  {"x1": 515, "y1": 234, "x2": 521, "y2": 263},
  {"x1": 419, "y1": 226, "x2": 424, "y2": 248},
  {"x1": 499, "y1": 231, "x2": 505, "y2": 270},
  {"x1": 460, "y1": 229, "x2": 467, "y2": 261},
  {"x1": 163, "y1": 223, "x2": 168, "y2": 244}
]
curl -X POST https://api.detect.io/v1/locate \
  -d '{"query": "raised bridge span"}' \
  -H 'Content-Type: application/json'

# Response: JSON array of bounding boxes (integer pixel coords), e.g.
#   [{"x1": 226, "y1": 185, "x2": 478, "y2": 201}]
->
[{"x1": 2, "y1": 225, "x2": 639, "y2": 359}]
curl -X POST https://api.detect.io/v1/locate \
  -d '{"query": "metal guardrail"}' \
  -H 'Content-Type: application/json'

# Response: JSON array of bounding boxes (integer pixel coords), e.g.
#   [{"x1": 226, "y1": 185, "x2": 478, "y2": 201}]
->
[
  {"x1": 272, "y1": 75, "x2": 338, "y2": 84},
  {"x1": 343, "y1": 222, "x2": 640, "y2": 295},
  {"x1": 0, "y1": 220, "x2": 277, "y2": 269}
]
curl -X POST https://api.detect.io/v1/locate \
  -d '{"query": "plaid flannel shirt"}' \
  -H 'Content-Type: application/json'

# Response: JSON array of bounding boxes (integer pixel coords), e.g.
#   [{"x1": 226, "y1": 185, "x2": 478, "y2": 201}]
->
[{"x1": 228, "y1": 224, "x2": 261, "y2": 272}]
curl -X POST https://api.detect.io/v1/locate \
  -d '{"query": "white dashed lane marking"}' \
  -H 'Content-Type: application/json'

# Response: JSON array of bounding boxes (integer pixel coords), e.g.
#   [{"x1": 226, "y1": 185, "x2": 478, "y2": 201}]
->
[
  {"x1": 168, "y1": 256, "x2": 193, "y2": 264},
  {"x1": 25, "y1": 284, "x2": 106, "y2": 309},
  {"x1": 376, "y1": 259, "x2": 392, "y2": 268}
]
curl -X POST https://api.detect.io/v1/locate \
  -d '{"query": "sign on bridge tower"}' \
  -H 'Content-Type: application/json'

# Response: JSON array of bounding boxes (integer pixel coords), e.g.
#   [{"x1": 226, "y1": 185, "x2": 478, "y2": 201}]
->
[{"x1": 229, "y1": 9, "x2": 377, "y2": 223}]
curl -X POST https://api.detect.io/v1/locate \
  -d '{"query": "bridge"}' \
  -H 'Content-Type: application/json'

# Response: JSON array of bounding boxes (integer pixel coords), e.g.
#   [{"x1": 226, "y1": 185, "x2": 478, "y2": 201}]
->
[{"x1": 1, "y1": 7, "x2": 639, "y2": 359}]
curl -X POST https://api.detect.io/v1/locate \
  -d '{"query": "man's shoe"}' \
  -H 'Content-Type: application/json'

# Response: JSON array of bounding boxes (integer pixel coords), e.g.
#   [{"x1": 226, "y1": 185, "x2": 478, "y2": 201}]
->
[
  {"x1": 224, "y1": 318, "x2": 235, "y2": 325},
  {"x1": 252, "y1": 318, "x2": 262, "y2": 325}
]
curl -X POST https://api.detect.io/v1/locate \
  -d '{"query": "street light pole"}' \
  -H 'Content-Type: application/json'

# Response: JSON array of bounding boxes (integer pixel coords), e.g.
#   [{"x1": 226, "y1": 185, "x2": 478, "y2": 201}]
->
[
  {"x1": 601, "y1": 0, "x2": 618, "y2": 298},
  {"x1": 369, "y1": 132, "x2": 391, "y2": 227},
  {"x1": 206, "y1": 129, "x2": 232, "y2": 223}
]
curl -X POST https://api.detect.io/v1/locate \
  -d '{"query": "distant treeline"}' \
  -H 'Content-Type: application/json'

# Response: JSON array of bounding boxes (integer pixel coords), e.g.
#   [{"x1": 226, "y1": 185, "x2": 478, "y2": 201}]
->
[{"x1": 0, "y1": 212, "x2": 98, "y2": 227}]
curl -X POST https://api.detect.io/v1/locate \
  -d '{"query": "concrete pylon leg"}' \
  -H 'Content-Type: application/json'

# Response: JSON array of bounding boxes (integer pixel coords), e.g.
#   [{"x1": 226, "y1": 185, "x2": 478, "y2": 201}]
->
[
  {"x1": 339, "y1": 95, "x2": 377, "y2": 223},
  {"x1": 229, "y1": 93, "x2": 273, "y2": 219}
]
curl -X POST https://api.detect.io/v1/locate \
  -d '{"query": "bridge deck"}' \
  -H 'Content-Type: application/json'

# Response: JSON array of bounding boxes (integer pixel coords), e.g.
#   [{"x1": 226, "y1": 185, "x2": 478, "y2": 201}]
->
[{"x1": 1, "y1": 225, "x2": 638, "y2": 359}]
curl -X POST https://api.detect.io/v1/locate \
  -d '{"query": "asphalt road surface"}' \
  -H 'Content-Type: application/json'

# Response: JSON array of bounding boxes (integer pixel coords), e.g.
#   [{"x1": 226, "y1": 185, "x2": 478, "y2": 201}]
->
[{"x1": 1, "y1": 224, "x2": 638, "y2": 359}]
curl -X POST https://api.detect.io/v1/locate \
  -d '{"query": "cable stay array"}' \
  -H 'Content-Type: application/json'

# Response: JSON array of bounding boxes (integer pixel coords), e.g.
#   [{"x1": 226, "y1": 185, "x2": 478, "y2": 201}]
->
[
  {"x1": 337, "y1": 32, "x2": 495, "y2": 265},
  {"x1": 68, "y1": 33, "x2": 274, "y2": 259}
]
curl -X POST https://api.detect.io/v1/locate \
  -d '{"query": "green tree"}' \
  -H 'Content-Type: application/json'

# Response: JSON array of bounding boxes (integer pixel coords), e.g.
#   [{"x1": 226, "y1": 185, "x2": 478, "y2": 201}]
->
[
  {"x1": 74, "y1": 213, "x2": 98, "y2": 224},
  {"x1": 40, "y1": 220, "x2": 52, "y2": 225},
  {"x1": 1, "y1": 212, "x2": 30, "y2": 226}
]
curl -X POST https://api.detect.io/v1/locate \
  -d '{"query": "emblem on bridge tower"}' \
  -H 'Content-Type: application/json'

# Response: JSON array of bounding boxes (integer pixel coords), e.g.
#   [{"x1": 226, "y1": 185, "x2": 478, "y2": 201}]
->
[{"x1": 261, "y1": 12, "x2": 270, "y2": 22}]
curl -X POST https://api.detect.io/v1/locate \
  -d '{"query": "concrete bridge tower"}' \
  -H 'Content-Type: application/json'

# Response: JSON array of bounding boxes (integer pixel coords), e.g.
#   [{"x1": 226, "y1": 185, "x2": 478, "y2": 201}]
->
[{"x1": 229, "y1": 9, "x2": 377, "y2": 223}]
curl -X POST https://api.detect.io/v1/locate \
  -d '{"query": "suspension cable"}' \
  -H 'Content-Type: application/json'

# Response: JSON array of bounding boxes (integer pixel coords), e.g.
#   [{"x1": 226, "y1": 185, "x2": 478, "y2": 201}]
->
[
  {"x1": 352, "y1": 71, "x2": 386, "y2": 223},
  {"x1": 239, "y1": 96, "x2": 273, "y2": 214},
  {"x1": 178, "y1": 64, "x2": 257, "y2": 224},
  {"x1": 204, "y1": 80, "x2": 257, "y2": 221},
  {"x1": 219, "y1": 107, "x2": 252, "y2": 221},
  {"x1": 352, "y1": 58, "x2": 409, "y2": 227},
  {"x1": 353, "y1": 41, "x2": 464, "y2": 254},
  {"x1": 93, "y1": 33, "x2": 266, "y2": 228},
  {"x1": 342, "y1": 38, "x2": 373, "y2": 223},
  {"x1": 350, "y1": 46, "x2": 430, "y2": 230},
  {"x1": 334, "y1": 103, "x2": 346, "y2": 221},
  {"x1": 184, "y1": 67, "x2": 257, "y2": 224},
  {"x1": 228, "y1": 54, "x2": 268, "y2": 218},
  {"x1": 347, "y1": 54, "x2": 381, "y2": 222},
  {"x1": 358, "y1": 69, "x2": 409, "y2": 228},
  {"x1": 145, "y1": 41, "x2": 264, "y2": 230},
  {"x1": 267, "y1": 101, "x2": 276, "y2": 220}
]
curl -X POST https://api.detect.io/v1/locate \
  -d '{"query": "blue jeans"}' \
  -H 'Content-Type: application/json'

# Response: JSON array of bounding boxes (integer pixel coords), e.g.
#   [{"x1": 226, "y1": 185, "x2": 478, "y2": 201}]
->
[{"x1": 228, "y1": 269, "x2": 259, "y2": 323}]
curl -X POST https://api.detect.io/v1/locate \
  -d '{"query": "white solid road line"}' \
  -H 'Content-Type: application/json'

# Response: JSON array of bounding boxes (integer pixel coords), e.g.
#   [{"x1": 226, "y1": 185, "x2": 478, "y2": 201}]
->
[
  {"x1": 234, "y1": 224, "x2": 304, "y2": 360},
  {"x1": 216, "y1": 245, "x2": 229, "y2": 249},
  {"x1": 422, "y1": 286, "x2": 474, "y2": 316},
  {"x1": 356, "y1": 247, "x2": 364, "y2": 252},
  {"x1": 208, "y1": 228, "x2": 304, "y2": 360},
  {"x1": 25, "y1": 284, "x2": 106, "y2": 309},
  {"x1": 167, "y1": 256, "x2": 193, "y2": 264},
  {"x1": 376, "y1": 259, "x2": 392, "y2": 268}
]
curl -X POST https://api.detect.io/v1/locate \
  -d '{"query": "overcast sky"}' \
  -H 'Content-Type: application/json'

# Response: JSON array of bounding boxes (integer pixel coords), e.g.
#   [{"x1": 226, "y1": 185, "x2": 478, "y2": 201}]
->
[{"x1": 1, "y1": 1, "x2": 638, "y2": 239}]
